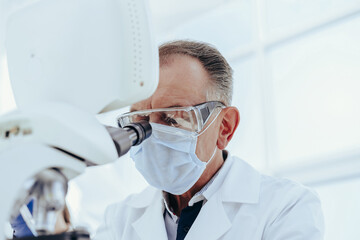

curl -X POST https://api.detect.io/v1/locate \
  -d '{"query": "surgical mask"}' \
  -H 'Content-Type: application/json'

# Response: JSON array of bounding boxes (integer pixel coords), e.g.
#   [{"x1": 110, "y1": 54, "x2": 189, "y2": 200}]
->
[{"x1": 130, "y1": 113, "x2": 220, "y2": 195}]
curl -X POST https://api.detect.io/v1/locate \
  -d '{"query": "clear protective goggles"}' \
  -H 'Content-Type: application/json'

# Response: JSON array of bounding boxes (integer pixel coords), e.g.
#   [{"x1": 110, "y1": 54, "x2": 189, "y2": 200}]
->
[{"x1": 117, "y1": 101, "x2": 226, "y2": 135}]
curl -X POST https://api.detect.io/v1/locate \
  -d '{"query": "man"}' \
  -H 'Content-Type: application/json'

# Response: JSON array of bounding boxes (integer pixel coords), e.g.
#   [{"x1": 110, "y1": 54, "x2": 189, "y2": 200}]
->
[{"x1": 95, "y1": 40, "x2": 324, "y2": 240}]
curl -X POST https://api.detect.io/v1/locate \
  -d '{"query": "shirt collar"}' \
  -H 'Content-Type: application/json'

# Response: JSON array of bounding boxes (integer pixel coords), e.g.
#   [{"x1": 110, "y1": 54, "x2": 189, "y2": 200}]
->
[{"x1": 162, "y1": 192, "x2": 179, "y2": 223}]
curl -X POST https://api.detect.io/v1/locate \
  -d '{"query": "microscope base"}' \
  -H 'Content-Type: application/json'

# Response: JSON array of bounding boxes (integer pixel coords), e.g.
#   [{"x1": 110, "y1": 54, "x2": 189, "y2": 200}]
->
[{"x1": 9, "y1": 230, "x2": 90, "y2": 240}]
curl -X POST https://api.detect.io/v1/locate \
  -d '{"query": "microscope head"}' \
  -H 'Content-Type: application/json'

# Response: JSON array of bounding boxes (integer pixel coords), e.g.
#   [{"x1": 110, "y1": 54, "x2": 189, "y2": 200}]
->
[{"x1": 5, "y1": 0, "x2": 159, "y2": 114}]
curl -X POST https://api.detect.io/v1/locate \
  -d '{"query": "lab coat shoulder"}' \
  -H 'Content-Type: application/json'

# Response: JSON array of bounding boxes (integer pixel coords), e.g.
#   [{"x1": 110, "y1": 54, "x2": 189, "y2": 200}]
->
[
  {"x1": 242, "y1": 169, "x2": 323, "y2": 239},
  {"x1": 94, "y1": 186, "x2": 160, "y2": 240},
  {"x1": 259, "y1": 174, "x2": 324, "y2": 239},
  {"x1": 221, "y1": 156, "x2": 324, "y2": 239}
]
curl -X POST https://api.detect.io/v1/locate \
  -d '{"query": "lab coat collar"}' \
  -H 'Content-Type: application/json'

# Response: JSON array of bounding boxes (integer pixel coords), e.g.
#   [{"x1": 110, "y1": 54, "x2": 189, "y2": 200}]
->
[
  {"x1": 128, "y1": 153, "x2": 261, "y2": 240},
  {"x1": 220, "y1": 155, "x2": 261, "y2": 204},
  {"x1": 131, "y1": 188, "x2": 168, "y2": 240},
  {"x1": 202, "y1": 153, "x2": 261, "y2": 204},
  {"x1": 185, "y1": 155, "x2": 261, "y2": 239},
  {"x1": 185, "y1": 191, "x2": 232, "y2": 239},
  {"x1": 126, "y1": 186, "x2": 159, "y2": 208}
]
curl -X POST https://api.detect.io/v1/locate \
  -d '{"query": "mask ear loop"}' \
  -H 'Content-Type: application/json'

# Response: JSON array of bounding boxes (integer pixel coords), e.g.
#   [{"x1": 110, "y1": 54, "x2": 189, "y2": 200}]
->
[
  {"x1": 205, "y1": 145, "x2": 217, "y2": 165},
  {"x1": 196, "y1": 108, "x2": 224, "y2": 165}
]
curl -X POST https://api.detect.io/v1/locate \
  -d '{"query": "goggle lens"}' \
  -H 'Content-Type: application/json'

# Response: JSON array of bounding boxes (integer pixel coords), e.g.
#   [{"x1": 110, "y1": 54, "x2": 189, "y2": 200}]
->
[
  {"x1": 119, "y1": 110, "x2": 198, "y2": 132},
  {"x1": 118, "y1": 101, "x2": 225, "y2": 135}
]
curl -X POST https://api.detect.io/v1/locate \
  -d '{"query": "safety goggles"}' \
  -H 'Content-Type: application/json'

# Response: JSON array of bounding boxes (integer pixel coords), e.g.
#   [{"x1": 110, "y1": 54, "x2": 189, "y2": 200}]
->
[{"x1": 117, "y1": 101, "x2": 226, "y2": 135}]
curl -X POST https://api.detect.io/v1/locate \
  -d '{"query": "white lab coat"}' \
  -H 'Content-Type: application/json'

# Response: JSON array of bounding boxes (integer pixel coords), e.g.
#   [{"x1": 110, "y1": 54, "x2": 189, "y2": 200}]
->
[{"x1": 95, "y1": 155, "x2": 324, "y2": 240}]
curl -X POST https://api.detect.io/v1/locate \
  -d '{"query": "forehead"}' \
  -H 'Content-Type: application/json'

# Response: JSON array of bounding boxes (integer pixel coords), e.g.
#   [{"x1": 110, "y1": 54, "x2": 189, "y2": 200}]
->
[{"x1": 132, "y1": 54, "x2": 210, "y2": 111}]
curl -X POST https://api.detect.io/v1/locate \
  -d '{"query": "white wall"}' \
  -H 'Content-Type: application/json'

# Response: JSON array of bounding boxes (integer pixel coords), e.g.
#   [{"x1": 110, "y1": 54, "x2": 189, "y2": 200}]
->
[{"x1": 151, "y1": 0, "x2": 360, "y2": 239}]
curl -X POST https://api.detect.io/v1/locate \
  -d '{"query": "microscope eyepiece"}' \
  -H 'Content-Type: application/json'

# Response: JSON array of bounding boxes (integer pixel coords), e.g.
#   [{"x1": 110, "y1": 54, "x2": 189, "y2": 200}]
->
[
  {"x1": 105, "y1": 121, "x2": 152, "y2": 158},
  {"x1": 123, "y1": 121, "x2": 152, "y2": 146}
]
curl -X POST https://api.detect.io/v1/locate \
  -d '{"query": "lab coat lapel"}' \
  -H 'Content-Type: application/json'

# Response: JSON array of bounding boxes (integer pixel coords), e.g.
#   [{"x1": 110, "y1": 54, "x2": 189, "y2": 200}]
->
[
  {"x1": 184, "y1": 156, "x2": 261, "y2": 240},
  {"x1": 185, "y1": 192, "x2": 231, "y2": 240},
  {"x1": 132, "y1": 191, "x2": 168, "y2": 240}
]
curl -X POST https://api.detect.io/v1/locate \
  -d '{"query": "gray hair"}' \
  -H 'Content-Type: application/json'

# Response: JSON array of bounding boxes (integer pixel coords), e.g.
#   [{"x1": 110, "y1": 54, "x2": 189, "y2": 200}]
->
[{"x1": 159, "y1": 40, "x2": 233, "y2": 106}]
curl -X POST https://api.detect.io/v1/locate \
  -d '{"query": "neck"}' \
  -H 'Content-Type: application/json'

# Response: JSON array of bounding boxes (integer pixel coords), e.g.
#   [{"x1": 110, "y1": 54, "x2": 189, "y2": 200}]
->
[{"x1": 167, "y1": 150, "x2": 224, "y2": 216}]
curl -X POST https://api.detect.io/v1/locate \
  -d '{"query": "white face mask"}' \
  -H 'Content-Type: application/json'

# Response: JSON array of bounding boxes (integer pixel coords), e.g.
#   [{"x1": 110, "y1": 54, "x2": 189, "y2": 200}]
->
[{"x1": 130, "y1": 121, "x2": 217, "y2": 195}]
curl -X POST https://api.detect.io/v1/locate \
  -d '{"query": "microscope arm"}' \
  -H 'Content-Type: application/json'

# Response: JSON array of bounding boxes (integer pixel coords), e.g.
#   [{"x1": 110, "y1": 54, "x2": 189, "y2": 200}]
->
[{"x1": 0, "y1": 102, "x2": 119, "y2": 168}]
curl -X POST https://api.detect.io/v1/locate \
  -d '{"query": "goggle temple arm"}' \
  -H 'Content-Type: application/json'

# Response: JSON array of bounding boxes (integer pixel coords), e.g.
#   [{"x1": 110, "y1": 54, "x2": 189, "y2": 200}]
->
[{"x1": 196, "y1": 101, "x2": 221, "y2": 127}]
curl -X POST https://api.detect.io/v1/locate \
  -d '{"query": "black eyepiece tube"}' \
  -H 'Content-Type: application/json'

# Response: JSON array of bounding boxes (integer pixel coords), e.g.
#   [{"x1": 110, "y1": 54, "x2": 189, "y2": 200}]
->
[{"x1": 105, "y1": 121, "x2": 152, "y2": 158}]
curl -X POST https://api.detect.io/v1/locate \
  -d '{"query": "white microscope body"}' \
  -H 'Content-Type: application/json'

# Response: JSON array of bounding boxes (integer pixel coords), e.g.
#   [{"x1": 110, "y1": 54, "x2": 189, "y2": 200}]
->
[{"x1": 0, "y1": 0, "x2": 158, "y2": 239}]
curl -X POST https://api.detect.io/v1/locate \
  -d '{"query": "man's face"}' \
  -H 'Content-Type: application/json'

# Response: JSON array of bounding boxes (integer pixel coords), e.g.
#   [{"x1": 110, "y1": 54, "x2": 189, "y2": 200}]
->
[{"x1": 131, "y1": 54, "x2": 222, "y2": 162}]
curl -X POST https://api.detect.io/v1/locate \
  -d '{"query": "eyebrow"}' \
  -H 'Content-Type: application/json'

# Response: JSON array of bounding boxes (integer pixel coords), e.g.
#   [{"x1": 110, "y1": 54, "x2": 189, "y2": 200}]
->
[
  {"x1": 130, "y1": 104, "x2": 186, "y2": 112},
  {"x1": 167, "y1": 105, "x2": 183, "y2": 108},
  {"x1": 130, "y1": 107, "x2": 138, "y2": 112}
]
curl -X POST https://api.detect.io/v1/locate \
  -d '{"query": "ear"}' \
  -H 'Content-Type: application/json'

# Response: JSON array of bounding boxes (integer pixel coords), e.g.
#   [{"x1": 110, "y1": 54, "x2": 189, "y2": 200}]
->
[{"x1": 217, "y1": 107, "x2": 240, "y2": 150}]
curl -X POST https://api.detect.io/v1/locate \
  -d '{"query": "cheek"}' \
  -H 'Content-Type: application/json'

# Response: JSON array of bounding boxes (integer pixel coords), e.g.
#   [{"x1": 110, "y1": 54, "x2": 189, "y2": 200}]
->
[{"x1": 195, "y1": 128, "x2": 219, "y2": 162}]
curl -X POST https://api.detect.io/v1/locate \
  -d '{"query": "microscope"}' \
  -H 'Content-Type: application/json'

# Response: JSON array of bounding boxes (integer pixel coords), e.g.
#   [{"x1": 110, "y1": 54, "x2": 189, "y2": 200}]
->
[{"x1": 0, "y1": 0, "x2": 158, "y2": 239}]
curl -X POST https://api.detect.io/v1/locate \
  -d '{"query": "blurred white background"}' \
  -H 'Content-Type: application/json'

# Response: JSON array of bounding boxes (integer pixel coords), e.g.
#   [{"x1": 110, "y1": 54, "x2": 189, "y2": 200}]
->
[{"x1": 1, "y1": 0, "x2": 360, "y2": 239}]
